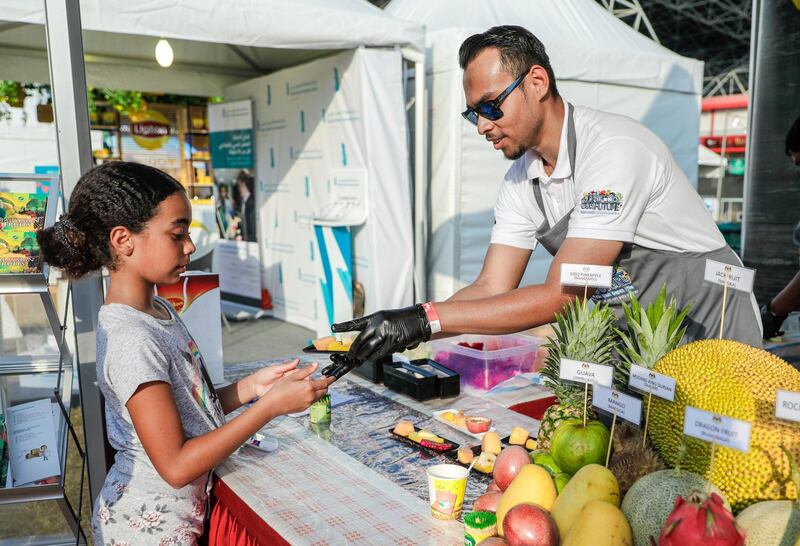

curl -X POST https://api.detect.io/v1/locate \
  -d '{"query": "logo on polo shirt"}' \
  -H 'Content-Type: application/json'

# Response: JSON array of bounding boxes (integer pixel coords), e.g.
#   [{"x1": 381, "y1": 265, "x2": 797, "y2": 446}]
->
[{"x1": 580, "y1": 189, "x2": 624, "y2": 214}]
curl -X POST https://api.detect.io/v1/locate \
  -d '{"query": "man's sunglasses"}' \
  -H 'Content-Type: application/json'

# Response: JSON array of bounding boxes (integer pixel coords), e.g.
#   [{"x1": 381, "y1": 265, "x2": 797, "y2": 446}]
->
[{"x1": 461, "y1": 71, "x2": 527, "y2": 126}]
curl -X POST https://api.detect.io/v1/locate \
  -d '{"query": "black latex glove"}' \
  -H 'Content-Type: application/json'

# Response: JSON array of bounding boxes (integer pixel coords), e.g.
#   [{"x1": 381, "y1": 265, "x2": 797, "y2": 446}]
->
[
  {"x1": 332, "y1": 304, "x2": 431, "y2": 362},
  {"x1": 761, "y1": 300, "x2": 787, "y2": 339},
  {"x1": 320, "y1": 352, "x2": 359, "y2": 381}
]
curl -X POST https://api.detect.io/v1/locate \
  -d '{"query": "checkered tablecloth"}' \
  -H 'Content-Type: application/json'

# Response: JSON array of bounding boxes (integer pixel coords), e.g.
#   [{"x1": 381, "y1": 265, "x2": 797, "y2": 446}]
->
[
  {"x1": 217, "y1": 414, "x2": 464, "y2": 544},
  {"x1": 217, "y1": 356, "x2": 543, "y2": 544}
]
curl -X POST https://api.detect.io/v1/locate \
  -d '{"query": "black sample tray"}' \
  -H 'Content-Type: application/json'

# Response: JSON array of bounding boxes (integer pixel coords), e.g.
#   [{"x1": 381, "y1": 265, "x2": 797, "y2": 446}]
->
[
  {"x1": 382, "y1": 361, "x2": 438, "y2": 401},
  {"x1": 388, "y1": 426, "x2": 460, "y2": 454},
  {"x1": 408, "y1": 358, "x2": 460, "y2": 398}
]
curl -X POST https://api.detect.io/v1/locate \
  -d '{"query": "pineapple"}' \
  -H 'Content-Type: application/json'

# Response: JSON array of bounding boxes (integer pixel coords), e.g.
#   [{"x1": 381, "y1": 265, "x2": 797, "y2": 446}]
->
[
  {"x1": 537, "y1": 297, "x2": 618, "y2": 449},
  {"x1": 615, "y1": 285, "x2": 690, "y2": 381},
  {"x1": 607, "y1": 286, "x2": 689, "y2": 489}
]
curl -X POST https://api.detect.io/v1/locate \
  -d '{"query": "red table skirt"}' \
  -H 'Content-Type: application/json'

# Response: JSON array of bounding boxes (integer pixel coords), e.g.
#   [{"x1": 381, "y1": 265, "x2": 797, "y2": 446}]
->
[
  {"x1": 207, "y1": 477, "x2": 290, "y2": 546},
  {"x1": 508, "y1": 395, "x2": 557, "y2": 420}
]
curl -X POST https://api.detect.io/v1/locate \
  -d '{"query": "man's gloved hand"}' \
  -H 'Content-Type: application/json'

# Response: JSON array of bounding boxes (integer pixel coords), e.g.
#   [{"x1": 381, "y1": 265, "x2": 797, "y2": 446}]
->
[
  {"x1": 761, "y1": 300, "x2": 787, "y2": 339},
  {"x1": 332, "y1": 304, "x2": 432, "y2": 362},
  {"x1": 320, "y1": 352, "x2": 359, "y2": 381}
]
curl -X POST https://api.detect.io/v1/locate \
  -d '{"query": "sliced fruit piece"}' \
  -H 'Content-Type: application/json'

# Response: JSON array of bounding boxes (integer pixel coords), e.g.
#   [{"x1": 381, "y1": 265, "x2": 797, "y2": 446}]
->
[
  {"x1": 392, "y1": 420, "x2": 414, "y2": 437},
  {"x1": 509, "y1": 426, "x2": 530, "y2": 446},
  {"x1": 474, "y1": 451, "x2": 497, "y2": 473},
  {"x1": 312, "y1": 335, "x2": 335, "y2": 350},
  {"x1": 466, "y1": 416, "x2": 492, "y2": 434},
  {"x1": 457, "y1": 447, "x2": 475, "y2": 465}
]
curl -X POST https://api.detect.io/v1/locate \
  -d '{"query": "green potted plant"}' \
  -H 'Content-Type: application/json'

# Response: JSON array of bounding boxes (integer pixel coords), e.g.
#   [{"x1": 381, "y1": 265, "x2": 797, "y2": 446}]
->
[
  {"x1": 29, "y1": 83, "x2": 54, "y2": 123},
  {"x1": 0, "y1": 80, "x2": 25, "y2": 108},
  {"x1": 103, "y1": 89, "x2": 146, "y2": 116},
  {"x1": 87, "y1": 87, "x2": 100, "y2": 125}
]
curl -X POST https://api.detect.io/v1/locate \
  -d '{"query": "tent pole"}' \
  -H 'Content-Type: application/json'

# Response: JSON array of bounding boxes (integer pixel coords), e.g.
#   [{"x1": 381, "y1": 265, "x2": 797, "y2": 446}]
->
[
  {"x1": 402, "y1": 47, "x2": 427, "y2": 303},
  {"x1": 44, "y1": 0, "x2": 108, "y2": 505}
]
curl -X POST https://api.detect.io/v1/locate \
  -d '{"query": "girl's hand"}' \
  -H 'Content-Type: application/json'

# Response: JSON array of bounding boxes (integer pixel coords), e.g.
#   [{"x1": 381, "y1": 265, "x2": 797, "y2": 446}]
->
[
  {"x1": 265, "y1": 362, "x2": 334, "y2": 415},
  {"x1": 248, "y1": 359, "x2": 301, "y2": 399}
]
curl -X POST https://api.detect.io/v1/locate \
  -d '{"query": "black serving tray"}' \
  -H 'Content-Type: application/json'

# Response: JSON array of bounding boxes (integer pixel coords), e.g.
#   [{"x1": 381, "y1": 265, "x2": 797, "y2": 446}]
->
[
  {"x1": 442, "y1": 445, "x2": 495, "y2": 475},
  {"x1": 382, "y1": 361, "x2": 438, "y2": 401},
  {"x1": 302, "y1": 344, "x2": 348, "y2": 354},
  {"x1": 408, "y1": 358, "x2": 460, "y2": 398},
  {"x1": 388, "y1": 426, "x2": 459, "y2": 454}
]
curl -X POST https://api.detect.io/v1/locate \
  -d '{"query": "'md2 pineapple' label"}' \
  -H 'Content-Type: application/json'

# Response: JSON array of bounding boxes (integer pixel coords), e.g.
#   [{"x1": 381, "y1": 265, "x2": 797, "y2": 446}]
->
[
  {"x1": 559, "y1": 358, "x2": 614, "y2": 387},
  {"x1": 776, "y1": 390, "x2": 800, "y2": 422},
  {"x1": 683, "y1": 406, "x2": 751, "y2": 453},
  {"x1": 703, "y1": 259, "x2": 755, "y2": 293},
  {"x1": 560, "y1": 263, "x2": 613, "y2": 288},
  {"x1": 592, "y1": 385, "x2": 642, "y2": 425},
  {"x1": 628, "y1": 365, "x2": 676, "y2": 401}
]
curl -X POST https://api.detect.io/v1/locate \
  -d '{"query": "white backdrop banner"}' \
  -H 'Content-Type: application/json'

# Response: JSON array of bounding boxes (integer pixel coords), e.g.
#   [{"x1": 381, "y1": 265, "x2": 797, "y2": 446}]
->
[{"x1": 225, "y1": 49, "x2": 414, "y2": 335}]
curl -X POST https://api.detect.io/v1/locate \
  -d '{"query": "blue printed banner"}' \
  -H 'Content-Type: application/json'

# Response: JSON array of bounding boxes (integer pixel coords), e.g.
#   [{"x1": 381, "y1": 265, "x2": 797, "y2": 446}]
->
[{"x1": 209, "y1": 100, "x2": 254, "y2": 169}]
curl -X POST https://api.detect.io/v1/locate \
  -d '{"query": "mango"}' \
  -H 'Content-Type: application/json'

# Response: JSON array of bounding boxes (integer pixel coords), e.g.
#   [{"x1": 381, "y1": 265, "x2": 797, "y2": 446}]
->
[
  {"x1": 551, "y1": 463, "x2": 621, "y2": 538},
  {"x1": 496, "y1": 464, "x2": 557, "y2": 536},
  {"x1": 563, "y1": 500, "x2": 632, "y2": 546}
]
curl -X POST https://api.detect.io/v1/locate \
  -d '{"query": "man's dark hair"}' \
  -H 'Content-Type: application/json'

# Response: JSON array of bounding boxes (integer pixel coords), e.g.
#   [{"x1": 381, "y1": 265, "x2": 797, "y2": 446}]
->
[
  {"x1": 786, "y1": 115, "x2": 800, "y2": 155},
  {"x1": 458, "y1": 25, "x2": 559, "y2": 98},
  {"x1": 236, "y1": 170, "x2": 255, "y2": 193}
]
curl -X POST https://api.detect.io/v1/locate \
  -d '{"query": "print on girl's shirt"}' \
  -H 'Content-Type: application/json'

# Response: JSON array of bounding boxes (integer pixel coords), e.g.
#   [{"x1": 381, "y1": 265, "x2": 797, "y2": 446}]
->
[{"x1": 184, "y1": 339, "x2": 210, "y2": 412}]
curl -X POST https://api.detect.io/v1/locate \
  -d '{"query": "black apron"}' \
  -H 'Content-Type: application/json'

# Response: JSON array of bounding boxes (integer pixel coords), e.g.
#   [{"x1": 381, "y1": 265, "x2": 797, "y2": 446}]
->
[{"x1": 531, "y1": 104, "x2": 762, "y2": 347}]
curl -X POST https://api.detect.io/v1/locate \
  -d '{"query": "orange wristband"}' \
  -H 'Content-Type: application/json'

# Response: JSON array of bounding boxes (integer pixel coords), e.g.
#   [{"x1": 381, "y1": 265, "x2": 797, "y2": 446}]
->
[{"x1": 421, "y1": 301, "x2": 442, "y2": 334}]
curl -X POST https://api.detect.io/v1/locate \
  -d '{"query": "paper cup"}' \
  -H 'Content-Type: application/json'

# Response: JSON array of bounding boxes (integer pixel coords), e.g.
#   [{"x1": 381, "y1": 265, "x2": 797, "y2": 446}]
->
[{"x1": 426, "y1": 463, "x2": 469, "y2": 520}]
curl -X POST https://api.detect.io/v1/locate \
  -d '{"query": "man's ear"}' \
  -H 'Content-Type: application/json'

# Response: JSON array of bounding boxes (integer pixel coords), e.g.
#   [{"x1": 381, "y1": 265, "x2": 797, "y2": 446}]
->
[
  {"x1": 109, "y1": 226, "x2": 135, "y2": 257},
  {"x1": 528, "y1": 65, "x2": 551, "y2": 100}
]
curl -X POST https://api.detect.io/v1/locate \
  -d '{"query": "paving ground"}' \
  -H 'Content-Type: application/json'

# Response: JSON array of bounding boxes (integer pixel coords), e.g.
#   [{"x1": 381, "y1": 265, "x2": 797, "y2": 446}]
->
[{"x1": 222, "y1": 315, "x2": 314, "y2": 366}]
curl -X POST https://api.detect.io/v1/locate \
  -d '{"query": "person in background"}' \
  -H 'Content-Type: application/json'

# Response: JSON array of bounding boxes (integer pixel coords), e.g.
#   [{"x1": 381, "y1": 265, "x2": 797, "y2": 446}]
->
[
  {"x1": 236, "y1": 170, "x2": 257, "y2": 242},
  {"x1": 215, "y1": 183, "x2": 235, "y2": 238},
  {"x1": 761, "y1": 115, "x2": 800, "y2": 338},
  {"x1": 38, "y1": 161, "x2": 332, "y2": 545}
]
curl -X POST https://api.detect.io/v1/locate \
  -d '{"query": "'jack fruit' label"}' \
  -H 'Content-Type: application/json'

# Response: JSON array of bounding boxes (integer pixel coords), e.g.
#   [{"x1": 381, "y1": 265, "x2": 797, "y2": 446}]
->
[
  {"x1": 703, "y1": 259, "x2": 755, "y2": 293},
  {"x1": 683, "y1": 406, "x2": 752, "y2": 453},
  {"x1": 776, "y1": 390, "x2": 800, "y2": 422}
]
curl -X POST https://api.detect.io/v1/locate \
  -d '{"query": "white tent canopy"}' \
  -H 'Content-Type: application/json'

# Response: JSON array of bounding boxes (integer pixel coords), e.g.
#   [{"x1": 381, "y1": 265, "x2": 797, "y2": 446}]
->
[
  {"x1": 386, "y1": 0, "x2": 704, "y2": 302},
  {"x1": 0, "y1": 0, "x2": 424, "y2": 96}
]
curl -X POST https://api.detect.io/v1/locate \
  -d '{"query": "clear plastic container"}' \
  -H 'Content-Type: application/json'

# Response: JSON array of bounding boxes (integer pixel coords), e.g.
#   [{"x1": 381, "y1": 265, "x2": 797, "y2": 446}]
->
[{"x1": 430, "y1": 334, "x2": 542, "y2": 391}]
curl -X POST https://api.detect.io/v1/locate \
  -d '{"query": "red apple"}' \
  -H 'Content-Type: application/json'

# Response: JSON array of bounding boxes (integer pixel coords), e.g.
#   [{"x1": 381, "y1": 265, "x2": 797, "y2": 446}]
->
[
  {"x1": 502, "y1": 503, "x2": 559, "y2": 546},
  {"x1": 466, "y1": 416, "x2": 492, "y2": 434},
  {"x1": 480, "y1": 538, "x2": 509, "y2": 545},
  {"x1": 487, "y1": 479, "x2": 501, "y2": 493},
  {"x1": 493, "y1": 446, "x2": 531, "y2": 491},
  {"x1": 473, "y1": 491, "x2": 503, "y2": 513}
]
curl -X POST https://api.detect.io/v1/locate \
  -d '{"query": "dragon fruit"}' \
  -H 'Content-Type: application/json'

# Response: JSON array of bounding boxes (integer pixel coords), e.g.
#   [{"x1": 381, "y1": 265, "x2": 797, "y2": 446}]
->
[{"x1": 657, "y1": 491, "x2": 745, "y2": 546}]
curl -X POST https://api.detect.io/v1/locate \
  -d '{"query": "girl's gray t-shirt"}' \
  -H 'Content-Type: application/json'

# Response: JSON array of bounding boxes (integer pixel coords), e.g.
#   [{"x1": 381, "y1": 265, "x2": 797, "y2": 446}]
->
[{"x1": 96, "y1": 296, "x2": 225, "y2": 485}]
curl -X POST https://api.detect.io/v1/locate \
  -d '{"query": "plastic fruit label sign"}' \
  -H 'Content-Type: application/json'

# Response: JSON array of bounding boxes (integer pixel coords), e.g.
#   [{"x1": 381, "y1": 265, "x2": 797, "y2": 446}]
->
[
  {"x1": 703, "y1": 260, "x2": 755, "y2": 293},
  {"x1": 683, "y1": 406, "x2": 752, "y2": 453},
  {"x1": 559, "y1": 358, "x2": 613, "y2": 387},
  {"x1": 628, "y1": 365, "x2": 676, "y2": 401},
  {"x1": 776, "y1": 390, "x2": 800, "y2": 422},
  {"x1": 592, "y1": 385, "x2": 643, "y2": 425},
  {"x1": 560, "y1": 263, "x2": 613, "y2": 287}
]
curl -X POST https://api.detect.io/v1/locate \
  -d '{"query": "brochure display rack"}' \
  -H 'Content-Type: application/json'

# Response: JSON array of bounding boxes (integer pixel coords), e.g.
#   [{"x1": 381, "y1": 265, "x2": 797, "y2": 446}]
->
[{"x1": 0, "y1": 173, "x2": 87, "y2": 543}]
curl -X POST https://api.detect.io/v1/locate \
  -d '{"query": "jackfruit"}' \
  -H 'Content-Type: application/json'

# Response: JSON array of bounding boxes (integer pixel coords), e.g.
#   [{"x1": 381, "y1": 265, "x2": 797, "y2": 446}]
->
[{"x1": 648, "y1": 339, "x2": 800, "y2": 512}]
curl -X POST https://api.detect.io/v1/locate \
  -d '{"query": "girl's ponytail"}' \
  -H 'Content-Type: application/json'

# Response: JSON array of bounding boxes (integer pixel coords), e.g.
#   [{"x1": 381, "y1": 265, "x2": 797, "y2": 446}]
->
[{"x1": 38, "y1": 213, "x2": 105, "y2": 278}]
